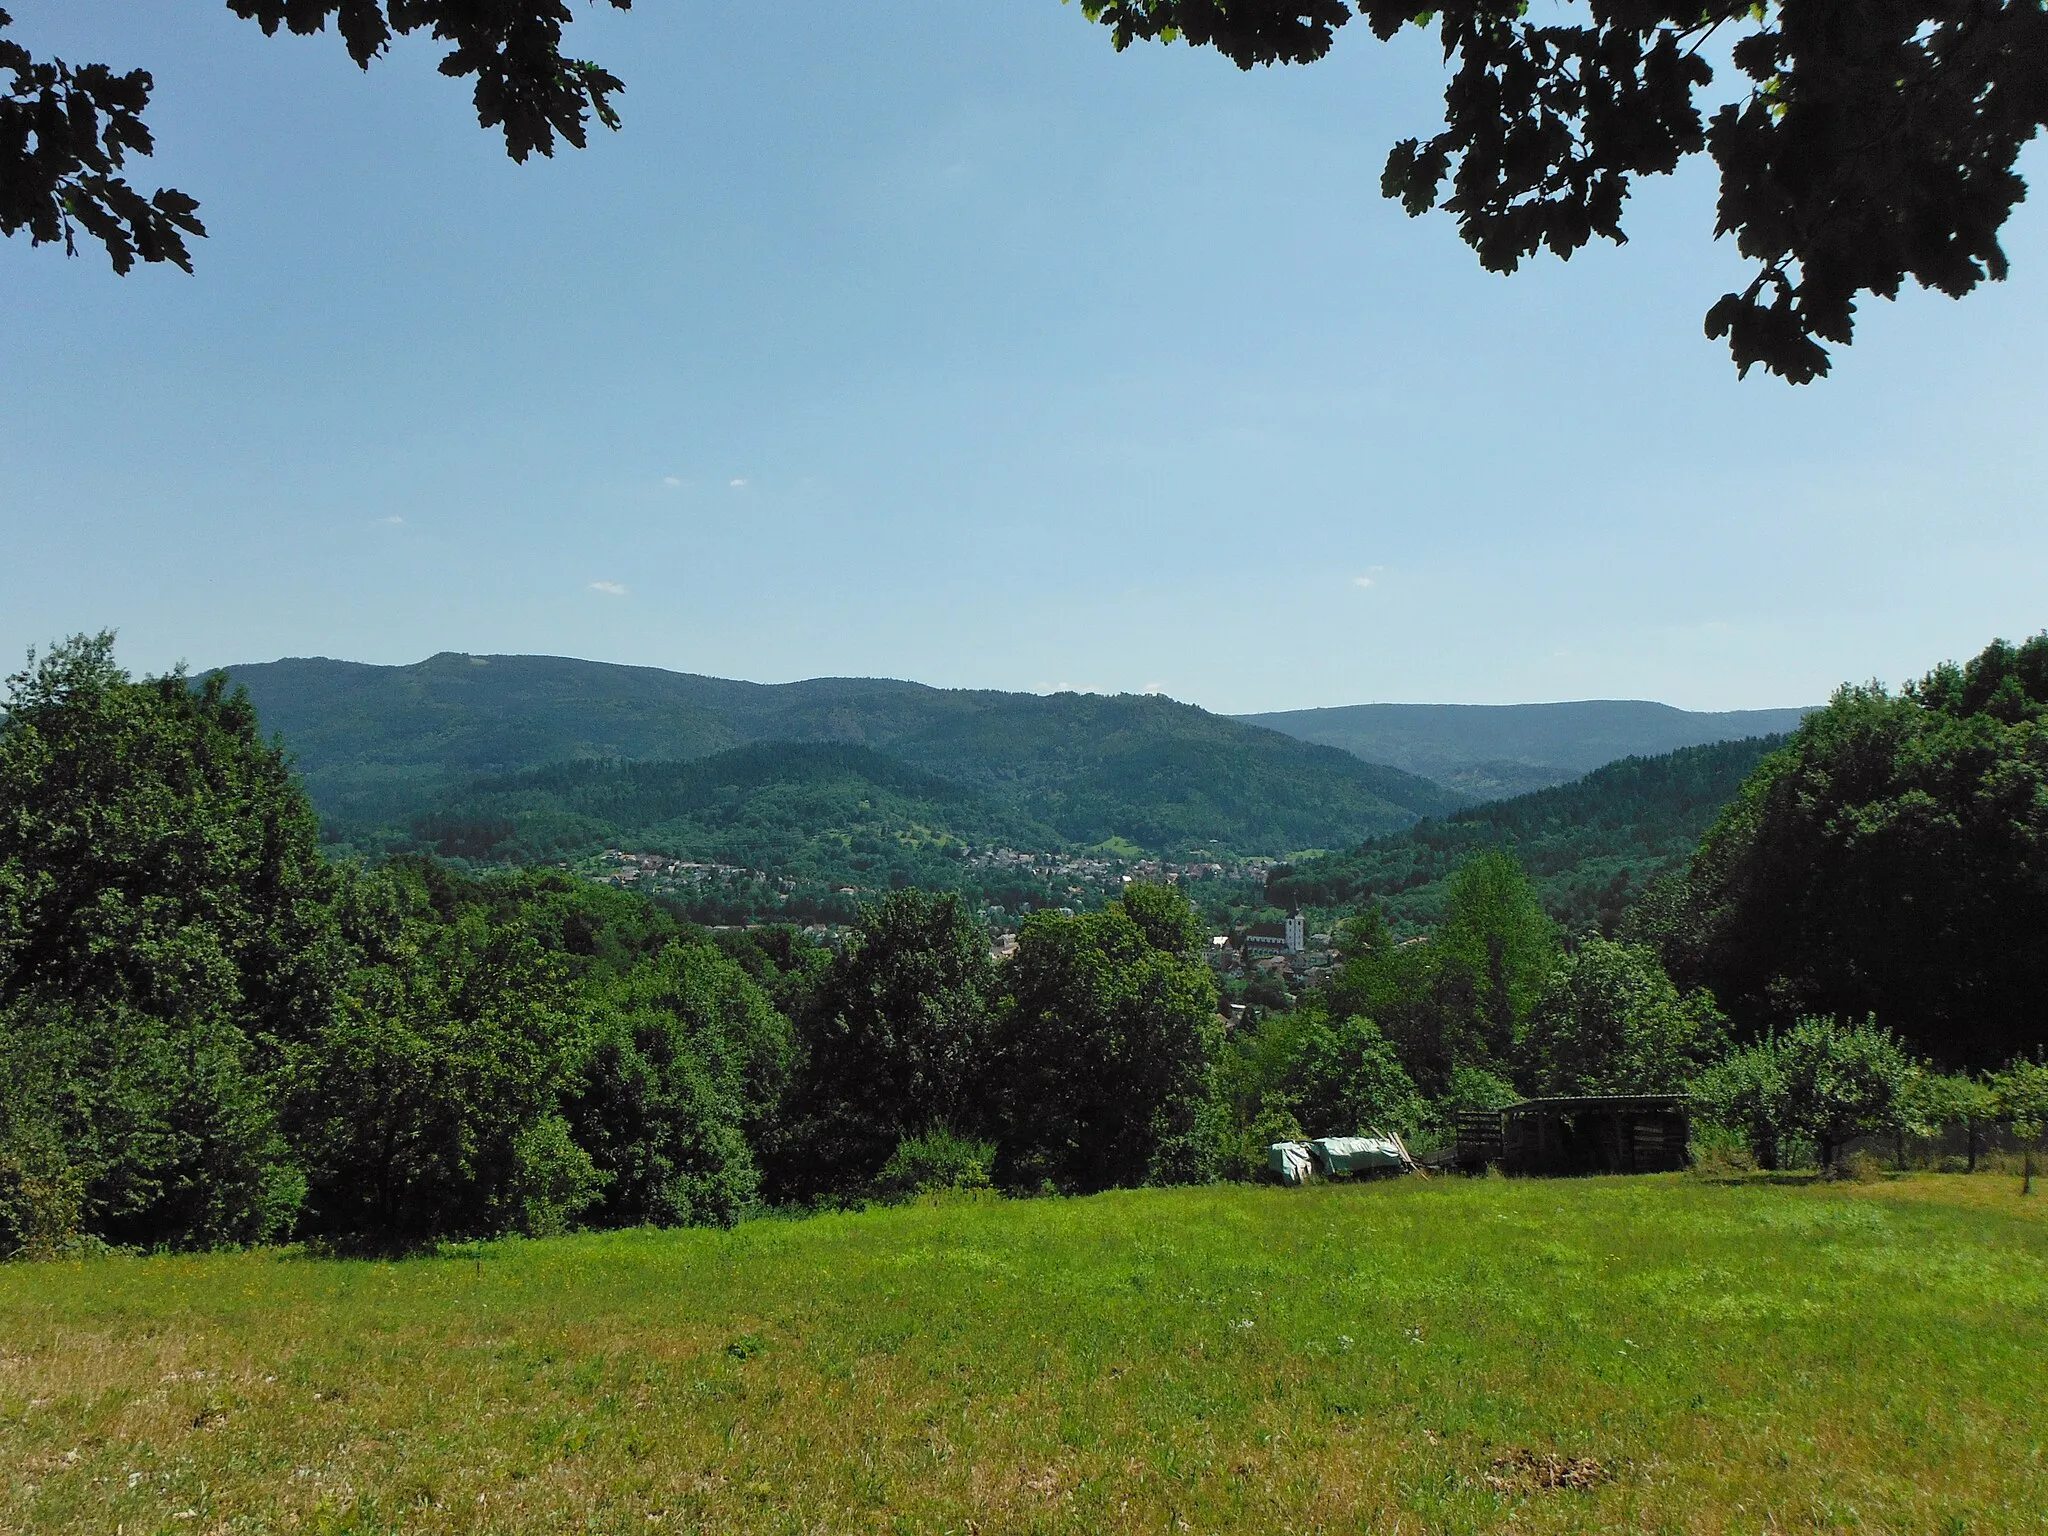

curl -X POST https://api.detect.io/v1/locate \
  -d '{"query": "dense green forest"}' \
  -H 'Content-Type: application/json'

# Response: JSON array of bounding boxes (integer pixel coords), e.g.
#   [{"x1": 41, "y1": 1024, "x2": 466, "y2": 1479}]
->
[
  {"x1": 1267, "y1": 735, "x2": 1786, "y2": 933},
  {"x1": 1632, "y1": 635, "x2": 2048, "y2": 1068},
  {"x1": 1240, "y1": 700, "x2": 1810, "y2": 799},
  {"x1": 222, "y1": 653, "x2": 1466, "y2": 853},
  {"x1": 405, "y1": 743, "x2": 1059, "y2": 893},
  {"x1": 4, "y1": 633, "x2": 2045, "y2": 1261}
]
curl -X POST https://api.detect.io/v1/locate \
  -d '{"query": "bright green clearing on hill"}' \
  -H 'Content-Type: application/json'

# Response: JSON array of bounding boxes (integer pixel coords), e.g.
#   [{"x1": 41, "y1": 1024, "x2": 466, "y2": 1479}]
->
[{"x1": 3, "y1": 1176, "x2": 2044, "y2": 1535}]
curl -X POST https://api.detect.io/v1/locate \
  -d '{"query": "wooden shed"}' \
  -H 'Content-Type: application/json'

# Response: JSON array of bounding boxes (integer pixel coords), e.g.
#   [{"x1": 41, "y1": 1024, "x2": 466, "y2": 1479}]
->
[{"x1": 1455, "y1": 1095, "x2": 1691, "y2": 1176}]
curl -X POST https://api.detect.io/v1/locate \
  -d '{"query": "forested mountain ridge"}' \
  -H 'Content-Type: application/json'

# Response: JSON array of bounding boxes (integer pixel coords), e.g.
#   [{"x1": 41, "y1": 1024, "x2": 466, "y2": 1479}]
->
[
  {"x1": 1268, "y1": 735, "x2": 1788, "y2": 934},
  {"x1": 1239, "y1": 699, "x2": 1812, "y2": 799},
  {"x1": 217, "y1": 653, "x2": 1468, "y2": 856}
]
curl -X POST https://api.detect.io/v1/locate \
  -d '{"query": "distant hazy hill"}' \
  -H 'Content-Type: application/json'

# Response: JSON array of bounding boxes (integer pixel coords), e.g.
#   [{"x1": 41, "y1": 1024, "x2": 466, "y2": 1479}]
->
[
  {"x1": 1268, "y1": 734, "x2": 1787, "y2": 933},
  {"x1": 1236, "y1": 699, "x2": 1812, "y2": 800},
  {"x1": 218, "y1": 653, "x2": 1467, "y2": 855}
]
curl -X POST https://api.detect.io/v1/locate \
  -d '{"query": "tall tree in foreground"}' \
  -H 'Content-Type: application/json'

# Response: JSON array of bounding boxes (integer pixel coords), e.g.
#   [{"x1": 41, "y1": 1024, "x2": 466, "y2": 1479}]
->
[
  {"x1": 775, "y1": 889, "x2": 996, "y2": 1201},
  {"x1": 1634, "y1": 634, "x2": 2048, "y2": 1068},
  {"x1": 992, "y1": 884, "x2": 1223, "y2": 1192},
  {"x1": 0, "y1": 633, "x2": 341, "y2": 1247},
  {"x1": 1084, "y1": 0, "x2": 2048, "y2": 380}
]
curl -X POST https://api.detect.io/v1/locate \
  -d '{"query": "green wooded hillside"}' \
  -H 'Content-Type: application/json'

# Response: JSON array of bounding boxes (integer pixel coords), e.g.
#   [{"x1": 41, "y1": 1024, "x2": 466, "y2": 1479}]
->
[
  {"x1": 1240, "y1": 699, "x2": 1810, "y2": 799},
  {"x1": 407, "y1": 742, "x2": 1061, "y2": 889},
  {"x1": 219, "y1": 653, "x2": 1467, "y2": 855},
  {"x1": 1267, "y1": 735, "x2": 1786, "y2": 932}
]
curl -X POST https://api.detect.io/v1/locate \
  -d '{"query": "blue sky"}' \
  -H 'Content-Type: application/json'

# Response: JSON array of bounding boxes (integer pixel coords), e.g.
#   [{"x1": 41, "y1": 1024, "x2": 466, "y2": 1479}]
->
[{"x1": 4, "y1": 1, "x2": 2044, "y2": 713}]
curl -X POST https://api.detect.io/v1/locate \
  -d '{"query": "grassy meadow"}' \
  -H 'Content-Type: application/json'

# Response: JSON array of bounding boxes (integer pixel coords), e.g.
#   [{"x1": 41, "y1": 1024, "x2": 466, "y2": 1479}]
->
[{"x1": 3, "y1": 1174, "x2": 2044, "y2": 1535}]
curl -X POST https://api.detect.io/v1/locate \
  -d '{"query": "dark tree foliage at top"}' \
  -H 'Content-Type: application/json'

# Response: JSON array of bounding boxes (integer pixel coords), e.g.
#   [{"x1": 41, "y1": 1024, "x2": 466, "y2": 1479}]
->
[
  {"x1": 0, "y1": 0, "x2": 627, "y2": 271},
  {"x1": 1631, "y1": 634, "x2": 2048, "y2": 1067},
  {"x1": 0, "y1": 7, "x2": 204, "y2": 270},
  {"x1": 1083, "y1": 0, "x2": 2048, "y2": 381},
  {"x1": 14, "y1": 2, "x2": 2041, "y2": 385},
  {"x1": 225, "y1": 0, "x2": 630, "y2": 161}
]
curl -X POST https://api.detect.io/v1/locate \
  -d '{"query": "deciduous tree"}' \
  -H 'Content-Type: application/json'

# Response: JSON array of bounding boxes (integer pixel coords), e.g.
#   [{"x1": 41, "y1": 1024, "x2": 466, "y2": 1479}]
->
[
  {"x1": 566, "y1": 939, "x2": 786, "y2": 1228},
  {"x1": 775, "y1": 889, "x2": 996, "y2": 1200},
  {"x1": 1700, "y1": 1015, "x2": 1913, "y2": 1170},
  {"x1": 1519, "y1": 937, "x2": 1727, "y2": 1096},
  {"x1": 1635, "y1": 634, "x2": 2048, "y2": 1068},
  {"x1": 992, "y1": 884, "x2": 1223, "y2": 1191},
  {"x1": 1, "y1": 1, "x2": 627, "y2": 272},
  {"x1": 0, "y1": 633, "x2": 339, "y2": 1248},
  {"x1": 1990, "y1": 1056, "x2": 2048, "y2": 1193},
  {"x1": 1084, "y1": 0, "x2": 2048, "y2": 380}
]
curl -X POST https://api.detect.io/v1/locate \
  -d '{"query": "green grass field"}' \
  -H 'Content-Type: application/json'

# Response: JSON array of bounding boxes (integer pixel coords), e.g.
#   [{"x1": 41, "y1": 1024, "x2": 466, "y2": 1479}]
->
[{"x1": 4, "y1": 1174, "x2": 2044, "y2": 1535}]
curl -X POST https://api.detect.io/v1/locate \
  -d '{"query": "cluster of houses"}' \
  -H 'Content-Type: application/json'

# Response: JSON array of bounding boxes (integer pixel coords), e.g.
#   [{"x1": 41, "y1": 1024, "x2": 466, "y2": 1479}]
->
[
  {"x1": 586, "y1": 849, "x2": 792, "y2": 896},
  {"x1": 1212, "y1": 912, "x2": 1336, "y2": 986},
  {"x1": 962, "y1": 846, "x2": 1279, "y2": 899},
  {"x1": 578, "y1": 850, "x2": 1344, "y2": 995}
]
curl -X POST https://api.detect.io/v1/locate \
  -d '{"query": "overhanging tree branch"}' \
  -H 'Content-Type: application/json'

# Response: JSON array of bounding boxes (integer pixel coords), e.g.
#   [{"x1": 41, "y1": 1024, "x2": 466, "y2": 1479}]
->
[
  {"x1": 1080, "y1": 0, "x2": 2048, "y2": 382},
  {"x1": 0, "y1": 1, "x2": 631, "y2": 276}
]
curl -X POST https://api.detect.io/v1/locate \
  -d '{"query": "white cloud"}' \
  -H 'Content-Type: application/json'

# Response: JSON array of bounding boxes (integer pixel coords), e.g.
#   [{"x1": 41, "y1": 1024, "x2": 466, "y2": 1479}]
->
[
  {"x1": 588, "y1": 580, "x2": 628, "y2": 597},
  {"x1": 1351, "y1": 574, "x2": 1374, "y2": 588},
  {"x1": 729, "y1": 478, "x2": 748, "y2": 488},
  {"x1": 380, "y1": 514, "x2": 404, "y2": 525},
  {"x1": 662, "y1": 476, "x2": 681, "y2": 488}
]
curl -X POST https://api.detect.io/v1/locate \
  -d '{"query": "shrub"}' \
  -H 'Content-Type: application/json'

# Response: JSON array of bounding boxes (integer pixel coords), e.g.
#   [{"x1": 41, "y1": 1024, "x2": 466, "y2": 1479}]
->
[
  {"x1": 1235, "y1": 1105, "x2": 1307, "y2": 1182},
  {"x1": 510, "y1": 1115, "x2": 608, "y2": 1237},
  {"x1": 1834, "y1": 1149, "x2": 1886, "y2": 1184},
  {"x1": 1688, "y1": 1123, "x2": 1756, "y2": 1177},
  {"x1": 874, "y1": 1127, "x2": 996, "y2": 1202},
  {"x1": 0, "y1": 1131, "x2": 84, "y2": 1259},
  {"x1": 567, "y1": 941, "x2": 781, "y2": 1229}
]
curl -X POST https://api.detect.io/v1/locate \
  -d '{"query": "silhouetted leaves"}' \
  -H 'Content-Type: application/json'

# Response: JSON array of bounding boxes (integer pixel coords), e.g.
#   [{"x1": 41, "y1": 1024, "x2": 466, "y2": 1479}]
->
[
  {"x1": 1086, "y1": 0, "x2": 2048, "y2": 380},
  {"x1": 0, "y1": 1, "x2": 628, "y2": 273},
  {"x1": 0, "y1": 11, "x2": 205, "y2": 272},
  {"x1": 226, "y1": 1, "x2": 630, "y2": 162}
]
